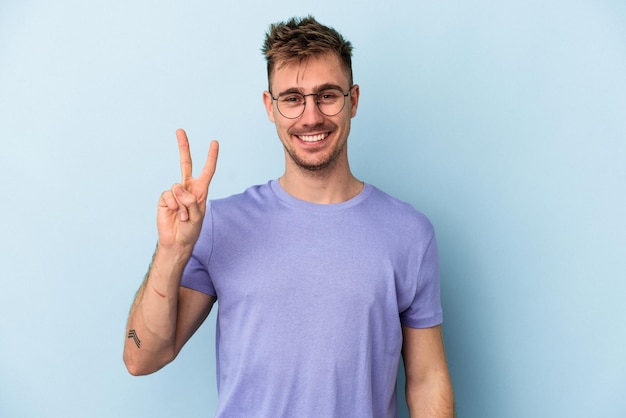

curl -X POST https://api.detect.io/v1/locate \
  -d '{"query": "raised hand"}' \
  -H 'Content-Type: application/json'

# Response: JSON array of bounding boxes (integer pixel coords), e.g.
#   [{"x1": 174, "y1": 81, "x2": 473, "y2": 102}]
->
[{"x1": 157, "y1": 129, "x2": 219, "y2": 250}]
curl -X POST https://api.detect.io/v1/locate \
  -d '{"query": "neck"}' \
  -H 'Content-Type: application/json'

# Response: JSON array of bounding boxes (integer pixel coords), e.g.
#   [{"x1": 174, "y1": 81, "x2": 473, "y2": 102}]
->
[{"x1": 279, "y1": 162, "x2": 363, "y2": 204}]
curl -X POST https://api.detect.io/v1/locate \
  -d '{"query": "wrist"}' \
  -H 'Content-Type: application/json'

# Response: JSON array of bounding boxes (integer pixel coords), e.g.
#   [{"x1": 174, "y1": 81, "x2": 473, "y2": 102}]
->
[{"x1": 154, "y1": 240, "x2": 194, "y2": 265}]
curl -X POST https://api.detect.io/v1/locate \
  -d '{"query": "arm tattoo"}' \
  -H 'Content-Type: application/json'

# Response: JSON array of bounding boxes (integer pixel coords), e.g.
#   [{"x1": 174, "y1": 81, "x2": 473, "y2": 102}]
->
[{"x1": 128, "y1": 329, "x2": 141, "y2": 348}]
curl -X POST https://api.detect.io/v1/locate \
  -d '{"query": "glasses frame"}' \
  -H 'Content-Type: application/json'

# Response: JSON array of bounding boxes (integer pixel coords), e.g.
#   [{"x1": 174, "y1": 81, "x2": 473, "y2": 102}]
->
[{"x1": 270, "y1": 87, "x2": 352, "y2": 119}]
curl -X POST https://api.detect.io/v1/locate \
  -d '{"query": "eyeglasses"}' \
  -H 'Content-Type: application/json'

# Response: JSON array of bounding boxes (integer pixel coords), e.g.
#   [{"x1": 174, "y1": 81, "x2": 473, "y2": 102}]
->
[{"x1": 270, "y1": 87, "x2": 351, "y2": 119}]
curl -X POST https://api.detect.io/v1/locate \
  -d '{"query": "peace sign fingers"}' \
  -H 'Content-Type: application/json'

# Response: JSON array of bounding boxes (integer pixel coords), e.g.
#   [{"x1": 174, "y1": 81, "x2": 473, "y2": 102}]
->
[
  {"x1": 155, "y1": 129, "x2": 219, "y2": 249},
  {"x1": 176, "y1": 129, "x2": 219, "y2": 201}
]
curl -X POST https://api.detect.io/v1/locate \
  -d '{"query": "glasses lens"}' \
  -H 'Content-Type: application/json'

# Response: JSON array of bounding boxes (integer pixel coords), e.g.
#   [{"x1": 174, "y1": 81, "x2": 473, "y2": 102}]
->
[
  {"x1": 276, "y1": 93, "x2": 305, "y2": 119},
  {"x1": 317, "y1": 89, "x2": 346, "y2": 116},
  {"x1": 276, "y1": 88, "x2": 348, "y2": 119}
]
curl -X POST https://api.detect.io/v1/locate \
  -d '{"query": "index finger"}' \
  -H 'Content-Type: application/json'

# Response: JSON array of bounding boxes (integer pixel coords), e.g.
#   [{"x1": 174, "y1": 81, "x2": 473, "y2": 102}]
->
[{"x1": 176, "y1": 128, "x2": 193, "y2": 185}]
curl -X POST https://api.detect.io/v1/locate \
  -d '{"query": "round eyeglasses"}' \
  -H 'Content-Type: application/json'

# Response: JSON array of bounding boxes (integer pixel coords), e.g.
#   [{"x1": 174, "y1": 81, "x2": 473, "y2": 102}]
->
[{"x1": 270, "y1": 87, "x2": 351, "y2": 119}]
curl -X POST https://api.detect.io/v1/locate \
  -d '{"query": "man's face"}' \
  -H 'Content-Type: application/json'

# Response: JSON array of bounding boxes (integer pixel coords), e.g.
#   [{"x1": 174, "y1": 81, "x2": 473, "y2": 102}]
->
[{"x1": 263, "y1": 53, "x2": 360, "y2": 173}]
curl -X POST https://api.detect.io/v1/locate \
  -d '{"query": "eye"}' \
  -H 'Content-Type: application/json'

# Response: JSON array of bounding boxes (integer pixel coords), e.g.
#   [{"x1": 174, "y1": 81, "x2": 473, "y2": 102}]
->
[
  {"x1": 318, "y1": 90, "x2": 341, "y2": 103},
  {"x1": 279, "y1": 94, "x2": 304, "y2": 105}
]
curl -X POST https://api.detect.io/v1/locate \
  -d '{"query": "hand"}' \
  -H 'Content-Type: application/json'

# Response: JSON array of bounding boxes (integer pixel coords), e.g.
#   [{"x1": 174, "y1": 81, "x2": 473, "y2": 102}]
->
[{"x1": 157, "y1": 129, "x2": 219, "y2": 251}]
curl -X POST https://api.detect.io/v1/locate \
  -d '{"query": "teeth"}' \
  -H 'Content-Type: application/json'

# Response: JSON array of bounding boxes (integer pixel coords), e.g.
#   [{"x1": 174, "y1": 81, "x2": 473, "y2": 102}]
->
[{"x1": 299, "y1": 134, "x2": 326, "y2": 142}]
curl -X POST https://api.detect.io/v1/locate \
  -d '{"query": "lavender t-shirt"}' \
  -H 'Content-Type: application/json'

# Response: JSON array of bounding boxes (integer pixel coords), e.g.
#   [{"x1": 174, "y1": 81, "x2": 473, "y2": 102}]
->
[{"x1": 182, "y1": 180, "x2": 442, "y2": 418}]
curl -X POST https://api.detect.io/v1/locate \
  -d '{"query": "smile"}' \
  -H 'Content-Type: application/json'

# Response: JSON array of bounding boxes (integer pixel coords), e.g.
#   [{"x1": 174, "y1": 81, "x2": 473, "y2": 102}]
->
[{"x1": 297, "y1": 133, "x2": 328, "y2": 142}]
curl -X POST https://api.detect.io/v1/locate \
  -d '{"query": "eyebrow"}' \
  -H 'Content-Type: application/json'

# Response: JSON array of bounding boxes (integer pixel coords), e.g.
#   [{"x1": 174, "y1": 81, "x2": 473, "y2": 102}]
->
[{"x1": 275, "y1": 83, "x2": 347, "y2": 97}]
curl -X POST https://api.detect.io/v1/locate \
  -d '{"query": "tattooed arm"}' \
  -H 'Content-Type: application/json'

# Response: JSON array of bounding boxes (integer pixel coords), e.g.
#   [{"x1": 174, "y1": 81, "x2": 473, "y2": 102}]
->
[
  {"x1": 123, "y1": 248, "x2": 216, "y2": 375},
  {"x1": 123, "y1": 130, "x2": 219, "y2": 375}
]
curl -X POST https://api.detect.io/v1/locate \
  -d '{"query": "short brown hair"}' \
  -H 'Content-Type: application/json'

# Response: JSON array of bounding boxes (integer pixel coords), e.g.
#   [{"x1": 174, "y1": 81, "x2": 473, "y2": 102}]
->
[{"x1": 262, "y1": 16, "x2": 354, "y2": 90}]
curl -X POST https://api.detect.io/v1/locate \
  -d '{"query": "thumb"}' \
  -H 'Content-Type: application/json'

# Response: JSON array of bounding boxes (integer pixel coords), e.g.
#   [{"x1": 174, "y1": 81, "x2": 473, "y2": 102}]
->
[{"x1": 174, "y1": 185, "x2": 202, "y2": 222}]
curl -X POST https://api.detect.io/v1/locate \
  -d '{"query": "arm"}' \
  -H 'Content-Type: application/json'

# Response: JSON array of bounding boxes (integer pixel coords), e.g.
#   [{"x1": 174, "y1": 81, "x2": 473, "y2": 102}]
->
[
  {"x1": 123, "y1": 252, "x2": 216, "y2": 375},
  {"x1": 123, "y1": 129, "x2": 219, "y2": 375},
  {"x1": 402, "y1": 325, "x2": 455, "y2": 418}
]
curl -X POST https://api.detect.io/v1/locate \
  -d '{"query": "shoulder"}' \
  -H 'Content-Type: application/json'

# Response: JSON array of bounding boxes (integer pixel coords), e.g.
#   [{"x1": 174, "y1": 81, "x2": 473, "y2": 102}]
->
[
  {"x1": 210, "y1": 181, "x2": 276, "y2": 210},
  {"x1": 363, "y1": 185, "x2": 435, "y2": 237},
  {"x1": 206, "y1": 181, "x2": 280, "y2": 228}
]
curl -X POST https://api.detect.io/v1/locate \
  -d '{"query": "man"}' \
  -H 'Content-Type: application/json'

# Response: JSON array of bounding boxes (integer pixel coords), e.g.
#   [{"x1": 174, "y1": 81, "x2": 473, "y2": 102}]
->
[{"x1": 124, "y1": 16, "x2": 454, "y2": 417}]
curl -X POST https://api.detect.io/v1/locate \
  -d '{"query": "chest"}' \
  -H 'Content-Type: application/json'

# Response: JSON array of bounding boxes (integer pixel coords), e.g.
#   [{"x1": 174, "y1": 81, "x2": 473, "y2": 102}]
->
[{"x1": 209, "y1": 212, "x2": 404, "y2": 317}]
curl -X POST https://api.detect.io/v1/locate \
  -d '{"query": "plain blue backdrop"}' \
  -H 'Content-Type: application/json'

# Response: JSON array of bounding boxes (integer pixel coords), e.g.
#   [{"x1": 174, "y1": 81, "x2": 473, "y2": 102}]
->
[{"x1": 1, "y1": 1, "x2": 624, "y2": 417}]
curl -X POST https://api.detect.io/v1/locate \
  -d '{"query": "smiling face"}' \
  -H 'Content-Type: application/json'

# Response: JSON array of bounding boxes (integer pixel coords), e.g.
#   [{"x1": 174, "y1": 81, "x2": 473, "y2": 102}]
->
[{"x1": 263, "y1": 53, "x2": 360, "y2": 175}]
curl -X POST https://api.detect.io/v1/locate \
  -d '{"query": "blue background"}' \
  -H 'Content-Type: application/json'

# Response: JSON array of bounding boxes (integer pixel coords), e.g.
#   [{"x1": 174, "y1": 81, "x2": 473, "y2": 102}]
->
[{"x1": 1, "y1": 1, "x2": 624, "y2": 417}]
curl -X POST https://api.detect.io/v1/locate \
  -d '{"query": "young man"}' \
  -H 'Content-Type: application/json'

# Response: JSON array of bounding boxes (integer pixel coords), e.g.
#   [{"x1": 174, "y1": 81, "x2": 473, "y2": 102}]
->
[{"x1": 124, "y1": 16, "x2": 454, "y2": 417}]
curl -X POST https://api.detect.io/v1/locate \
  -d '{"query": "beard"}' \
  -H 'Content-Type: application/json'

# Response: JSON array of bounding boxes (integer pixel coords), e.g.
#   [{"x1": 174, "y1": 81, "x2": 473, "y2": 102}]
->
[
  {"x1": 285, "y1": 142, "x2": 345, "y2": 173},
  {"x1": 283, "y1": 123, "x2": 348, "y2": 173}
]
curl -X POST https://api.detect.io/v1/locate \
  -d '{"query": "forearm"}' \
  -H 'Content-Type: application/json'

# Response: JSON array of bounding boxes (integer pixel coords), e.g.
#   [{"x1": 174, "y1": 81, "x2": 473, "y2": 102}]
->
[
  {"x1": 123, "y1": 245, "x2": 191, "y2": 375},
  {"x1": 406, "y1": 372, "x2": 455, "y2": 418}
]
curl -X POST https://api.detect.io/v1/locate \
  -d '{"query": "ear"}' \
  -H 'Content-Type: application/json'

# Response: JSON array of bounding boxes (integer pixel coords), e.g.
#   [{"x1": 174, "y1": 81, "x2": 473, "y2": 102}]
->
[
  {"x1": 349, "y1": 84, "x2": 360, "y2": 118},
  {"x1": 262, "y1": 91, "x2": 276, "y2": 123}
]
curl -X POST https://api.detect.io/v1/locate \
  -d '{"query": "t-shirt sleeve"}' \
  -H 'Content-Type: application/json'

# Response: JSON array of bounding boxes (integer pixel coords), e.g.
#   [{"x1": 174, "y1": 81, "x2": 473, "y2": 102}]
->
[
  {"x1": 399, "y1": 231, "x2": 443, "y2": 328},
  {"x1": 180, "y1": 204, "x2": 217, "y2": 297}
]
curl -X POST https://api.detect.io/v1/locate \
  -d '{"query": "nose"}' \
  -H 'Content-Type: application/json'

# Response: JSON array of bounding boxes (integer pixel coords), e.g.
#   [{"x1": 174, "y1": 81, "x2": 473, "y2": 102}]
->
[{"x1": 299, "y1": 95, "x2": 325, "y2": 125}]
